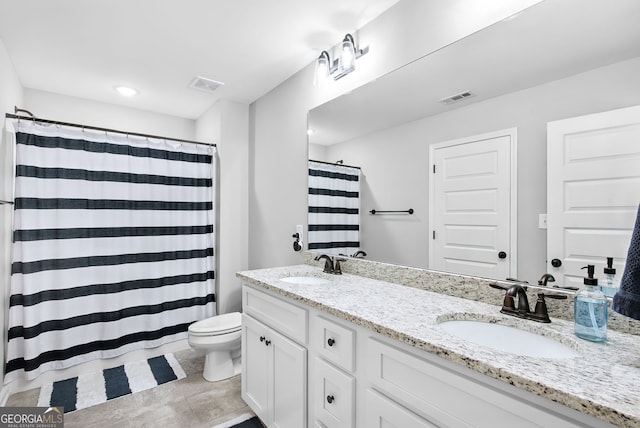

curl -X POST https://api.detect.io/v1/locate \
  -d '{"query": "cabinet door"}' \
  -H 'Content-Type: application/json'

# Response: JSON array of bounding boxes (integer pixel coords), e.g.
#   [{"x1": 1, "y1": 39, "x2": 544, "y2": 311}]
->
[
  {"x1": 271, "y1": 328, "x2": 307, "y2": 428},
  {"x1": 364, "y1": 389, "x2": 437, "y2": 428},
  {"x1": 242, "y1": 314, "x2": 270, "y2": 422}
]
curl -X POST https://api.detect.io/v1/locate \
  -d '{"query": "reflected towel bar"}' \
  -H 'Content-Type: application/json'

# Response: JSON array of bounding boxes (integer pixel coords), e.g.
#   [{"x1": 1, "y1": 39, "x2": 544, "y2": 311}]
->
[
  {"x1": 0, "y1": 200, "x2": 14, "y2": 205},
  {"x1": 369, "y1": 208, "x2": 414, "y2": 215}
]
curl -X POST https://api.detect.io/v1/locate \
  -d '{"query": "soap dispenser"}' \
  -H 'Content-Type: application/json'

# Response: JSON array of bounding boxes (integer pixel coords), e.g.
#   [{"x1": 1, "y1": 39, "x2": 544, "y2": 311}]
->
[
  {"x1": 599, "y1": 257, "x2": 618, "y2": 297},
  {"x1": 574, "y1": 265, "x2": 608, "y2": 342}
]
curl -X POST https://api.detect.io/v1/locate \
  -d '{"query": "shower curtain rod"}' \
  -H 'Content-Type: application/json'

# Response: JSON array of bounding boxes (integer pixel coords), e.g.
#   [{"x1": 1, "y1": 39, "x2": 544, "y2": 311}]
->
[
  {"x1": 5, "y1": 106, "x2": 216, "y2": 148},
  {"x1": 309, "y1": 159, "x2": 361, "y2": 169}
]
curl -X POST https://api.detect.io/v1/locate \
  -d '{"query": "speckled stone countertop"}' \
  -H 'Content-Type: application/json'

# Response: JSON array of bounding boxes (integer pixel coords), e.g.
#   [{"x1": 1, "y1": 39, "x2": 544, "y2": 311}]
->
[{"x1": 237, "y1": 264, "x2": 640, "y2": 428}]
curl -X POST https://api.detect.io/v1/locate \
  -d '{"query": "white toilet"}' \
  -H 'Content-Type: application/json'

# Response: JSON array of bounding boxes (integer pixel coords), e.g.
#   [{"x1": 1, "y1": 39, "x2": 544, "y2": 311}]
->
[{"x1": 187, "y1": 311, "x2": 242, "y2": 382}]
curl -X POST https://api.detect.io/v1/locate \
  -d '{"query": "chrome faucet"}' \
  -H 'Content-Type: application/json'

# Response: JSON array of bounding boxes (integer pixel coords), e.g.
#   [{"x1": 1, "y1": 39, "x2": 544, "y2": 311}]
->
[{"x1": 537, "y1": 273, "x2": 556, "y2": 286}]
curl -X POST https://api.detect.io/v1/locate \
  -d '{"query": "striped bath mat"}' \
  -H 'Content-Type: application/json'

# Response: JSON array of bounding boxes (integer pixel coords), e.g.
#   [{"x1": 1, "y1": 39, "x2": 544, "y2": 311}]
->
[{"x1": 38, "y1": 353, "x2": 185, "y2": 413}]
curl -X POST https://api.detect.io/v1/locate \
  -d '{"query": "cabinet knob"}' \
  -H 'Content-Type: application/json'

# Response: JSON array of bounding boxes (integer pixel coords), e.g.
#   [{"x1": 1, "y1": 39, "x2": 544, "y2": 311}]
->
[
  {"x1": 327, "y1": 338, "x2": 335, "y2": 347},
  {"x1": 265, "y1": 339, "x2": 271, "y2": 346},
  {"x1": 326, "y1": 395, "x2": 335, "y2": 404},
  {"x1": 551, "y1": 258, "x2": 562, "y2": 267},
  {"x1": 259, "y1": 336, "x2": 265, "y2": 342}
]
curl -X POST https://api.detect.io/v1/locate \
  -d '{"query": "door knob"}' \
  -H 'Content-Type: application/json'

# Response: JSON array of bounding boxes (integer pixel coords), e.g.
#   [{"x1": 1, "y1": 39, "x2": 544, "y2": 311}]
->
[
  {"x1": 498, "y1": 251, "x2": 507, "y2": 259},
  {"x1": 551, "y1": 258, "x2": 562, "y2": 267}
]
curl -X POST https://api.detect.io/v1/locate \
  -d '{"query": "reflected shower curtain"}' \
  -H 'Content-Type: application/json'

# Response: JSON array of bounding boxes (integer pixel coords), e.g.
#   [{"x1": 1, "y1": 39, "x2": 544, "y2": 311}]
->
[
  {"x1": 308, "y1": 160, "x2": 360, "y2": 256},
  {"x1": 5, "y1": 121, "x2": 216, "y2": 382}
]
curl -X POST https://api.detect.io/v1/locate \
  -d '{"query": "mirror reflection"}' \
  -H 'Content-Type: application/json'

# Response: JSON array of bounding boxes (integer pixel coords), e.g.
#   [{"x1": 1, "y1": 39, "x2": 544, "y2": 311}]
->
[{"x1": 307, "y1": 0, "x2": 640, "y2": 285}]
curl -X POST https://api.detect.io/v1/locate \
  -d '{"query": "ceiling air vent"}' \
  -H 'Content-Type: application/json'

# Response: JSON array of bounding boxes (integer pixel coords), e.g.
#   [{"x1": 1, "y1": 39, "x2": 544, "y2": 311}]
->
[
  {"x1": 439, "y1": 91, "x2": 475, "y2": 105},
  {"x1": 189, "y1": 76, "x2": 224, "y2": 93}
]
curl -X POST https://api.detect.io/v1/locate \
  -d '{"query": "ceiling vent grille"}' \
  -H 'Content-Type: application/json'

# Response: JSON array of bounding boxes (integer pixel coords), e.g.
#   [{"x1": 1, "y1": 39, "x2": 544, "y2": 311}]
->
[
  {"x1": 189, "y1": 76, "x2": 224, "y2": 93},
  {"x1": 439, "y1": 91, "x2": 475, "y2": 105}
]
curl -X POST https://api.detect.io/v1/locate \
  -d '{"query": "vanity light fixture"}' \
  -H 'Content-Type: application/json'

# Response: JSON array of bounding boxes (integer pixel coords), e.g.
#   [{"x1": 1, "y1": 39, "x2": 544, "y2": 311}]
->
[{"x1": 314, "y1": 33, "x2": 369, "y2": 86}]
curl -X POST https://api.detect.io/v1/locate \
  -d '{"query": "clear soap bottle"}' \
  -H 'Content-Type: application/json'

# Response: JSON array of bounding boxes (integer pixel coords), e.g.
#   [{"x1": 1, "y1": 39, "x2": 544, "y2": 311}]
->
[
  {"x1": 599, "y1": 257, "x2": 618, "y2": 297},
  {"x1": 574, "y1": 264, "x2": 608, "y2": 342}
]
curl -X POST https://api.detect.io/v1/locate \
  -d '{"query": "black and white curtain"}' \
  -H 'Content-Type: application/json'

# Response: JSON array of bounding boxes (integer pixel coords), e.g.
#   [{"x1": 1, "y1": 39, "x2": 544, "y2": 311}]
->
[
  {"x1": 6, "y1": 121, "x2": 216, "y2": 382},
  {"x1": 308, "y1": 160, "x2": 360, "y2": 256}
]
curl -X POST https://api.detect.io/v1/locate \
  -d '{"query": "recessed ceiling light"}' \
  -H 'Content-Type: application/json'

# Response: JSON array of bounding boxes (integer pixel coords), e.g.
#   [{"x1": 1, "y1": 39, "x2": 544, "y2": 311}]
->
[{"x1": 114, "y1": 85, "x2": 139, "y2": 97}]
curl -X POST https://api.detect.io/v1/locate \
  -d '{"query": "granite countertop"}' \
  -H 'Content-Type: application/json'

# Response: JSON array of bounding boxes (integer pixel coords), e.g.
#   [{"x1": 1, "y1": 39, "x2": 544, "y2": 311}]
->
[{"x1": 237, "y1": 264, "x2": 640, "y2": 428}]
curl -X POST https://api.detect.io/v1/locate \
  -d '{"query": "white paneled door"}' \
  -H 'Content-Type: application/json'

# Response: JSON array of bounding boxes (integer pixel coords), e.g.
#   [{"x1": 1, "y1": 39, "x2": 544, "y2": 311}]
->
[
  {"x1": 430, "y1": 129, "x2": 516, "y2": 280},
  {"x1": 547, "y1": 105, "x2": 640, "y2": 288}
]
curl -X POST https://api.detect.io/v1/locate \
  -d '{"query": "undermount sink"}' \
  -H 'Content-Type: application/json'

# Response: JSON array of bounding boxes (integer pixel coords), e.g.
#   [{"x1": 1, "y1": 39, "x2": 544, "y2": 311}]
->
[
  {"x1": 438, "y1": 320, "x2": 580, "y2": 359},
  {"x1": 280, "y1": 276, "x2": 330, "y2": 285}
]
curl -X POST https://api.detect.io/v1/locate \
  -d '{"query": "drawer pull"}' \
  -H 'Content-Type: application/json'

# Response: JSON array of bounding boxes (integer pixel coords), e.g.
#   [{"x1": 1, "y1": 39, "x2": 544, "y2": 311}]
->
[
  {"x1": 326, "y1": 395, "x2": 335, "y2": 404},
  {"x1": 327, "y1": 338, "x2": 336, "y2": 347}
]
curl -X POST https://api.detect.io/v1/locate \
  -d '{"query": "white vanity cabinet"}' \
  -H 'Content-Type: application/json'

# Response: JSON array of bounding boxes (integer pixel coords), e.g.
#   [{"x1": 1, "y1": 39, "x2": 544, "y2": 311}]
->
[
  {"x1": 241, "y1": 282, "x2": 616, "y2": 428},
  {"x1": 241, "y1": 286, "x2": 308, "y2": 428}
]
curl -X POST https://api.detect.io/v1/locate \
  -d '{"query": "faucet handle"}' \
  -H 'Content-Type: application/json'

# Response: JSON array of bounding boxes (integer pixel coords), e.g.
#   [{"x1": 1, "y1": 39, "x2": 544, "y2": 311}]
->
[
  {"x1": 533, "y1": 292, "x2": 567, "y2": 323},
  {"x1": 542, "y1": 293, "x2": 568, "y2": 300},
  {"x1": 334, "y1": 258, "x2": 346, "y2": 275},
  {"x1": 552, "y1": 285, "x2": 580, "y2": 291}
]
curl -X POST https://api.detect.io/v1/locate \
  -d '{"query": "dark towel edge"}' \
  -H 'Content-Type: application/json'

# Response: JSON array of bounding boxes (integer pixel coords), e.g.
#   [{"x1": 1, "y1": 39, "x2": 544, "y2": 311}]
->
[{"x1": 612, "y1": 289, "x2": 640, "y2": 320}]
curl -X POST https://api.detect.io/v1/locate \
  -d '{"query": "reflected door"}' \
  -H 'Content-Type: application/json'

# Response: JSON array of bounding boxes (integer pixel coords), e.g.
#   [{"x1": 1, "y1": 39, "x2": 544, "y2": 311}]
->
[
  {"x1": 547, "y1": 105, "x2": 640, "y2": 288},
  {"x1": 429, "y1": 129, "x2": 516, "y2": 279}
]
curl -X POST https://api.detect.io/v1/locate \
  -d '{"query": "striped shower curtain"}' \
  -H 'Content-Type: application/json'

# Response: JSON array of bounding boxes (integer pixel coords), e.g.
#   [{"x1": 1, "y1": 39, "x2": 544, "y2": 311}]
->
[
  {"x1": 308, "y1": 160, "x2": 360, "y2": 256},
  {"x1": 5, "y1": 121, "x2": 216, "y2": 382}
]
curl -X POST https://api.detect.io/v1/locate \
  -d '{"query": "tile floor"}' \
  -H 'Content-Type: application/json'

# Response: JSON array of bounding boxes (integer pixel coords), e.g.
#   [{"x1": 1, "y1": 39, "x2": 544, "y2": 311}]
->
[{"x1": 5, "y1": 349, "x2": 257, "y2": 428}]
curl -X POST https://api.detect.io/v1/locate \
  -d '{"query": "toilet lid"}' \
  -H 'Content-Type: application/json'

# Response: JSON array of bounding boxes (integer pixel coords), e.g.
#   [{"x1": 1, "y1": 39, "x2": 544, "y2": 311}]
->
[{"x1": 188, "y1": 312, "x2": 242, "y2": 335}]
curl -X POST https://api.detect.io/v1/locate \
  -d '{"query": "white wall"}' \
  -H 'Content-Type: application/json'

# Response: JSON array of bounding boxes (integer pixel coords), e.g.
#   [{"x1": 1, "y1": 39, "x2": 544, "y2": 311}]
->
[
  {"x1": 23, "y1": 89, "x2": 195, "y2": 140},
  {"x1": 196, "y1": 100, "x2": 249, "y2": 314},
  {"x1": 0, "y1": 37, "x2": 24, "y2": 394},
  {"x1": 322, "y1": 57, "x2": 640, "y2": 284},
  {"x1": 248, "y1": 0, "x2": 542, "y2": 269}
]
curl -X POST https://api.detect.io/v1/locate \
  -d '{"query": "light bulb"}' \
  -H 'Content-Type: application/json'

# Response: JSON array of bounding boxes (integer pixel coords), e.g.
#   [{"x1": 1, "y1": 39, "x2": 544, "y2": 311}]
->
[
  {"x1": 340, "y1": 35, "x2": 356, "y2": 74},
  {"x1": 314, "y1": 51, "x2": 331, "y2": 86}
]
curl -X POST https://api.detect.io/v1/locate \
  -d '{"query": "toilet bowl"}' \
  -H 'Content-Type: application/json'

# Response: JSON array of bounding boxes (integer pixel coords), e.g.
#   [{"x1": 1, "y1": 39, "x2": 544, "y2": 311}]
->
[{"x1": 188, "y1": 312, "x2": 242, "y2": 382}]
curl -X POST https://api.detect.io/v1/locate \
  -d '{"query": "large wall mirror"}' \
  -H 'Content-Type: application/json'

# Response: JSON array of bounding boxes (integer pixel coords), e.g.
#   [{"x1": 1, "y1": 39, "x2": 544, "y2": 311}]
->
[{"x1": 307, "y1": 0, "x2": 640, "y2": 285}]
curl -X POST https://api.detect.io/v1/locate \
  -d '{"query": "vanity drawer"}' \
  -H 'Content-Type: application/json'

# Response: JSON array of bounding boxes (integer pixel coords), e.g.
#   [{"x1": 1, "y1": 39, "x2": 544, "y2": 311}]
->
[
  {"x1": 364, "y1": 389, "x2": 437, "y2": 428},
  {"x1": 242, "y1": 285, "x2": 308, "y2": 344},
  {"x1": 314, "y1": 357, "x2": 355, "y2": 428},
  {"x1": 313, "y1": 315, "x2": 355, "y2": 372},
  {"x1": 366, "y1": 337, "x2": 584, "y2": 428}
]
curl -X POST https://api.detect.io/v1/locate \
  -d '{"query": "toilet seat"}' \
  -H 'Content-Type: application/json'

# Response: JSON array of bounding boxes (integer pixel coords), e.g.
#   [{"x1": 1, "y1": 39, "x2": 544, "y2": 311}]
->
[{"x1": 188, "y1": 312, "x2": 241, "y2": 336}]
